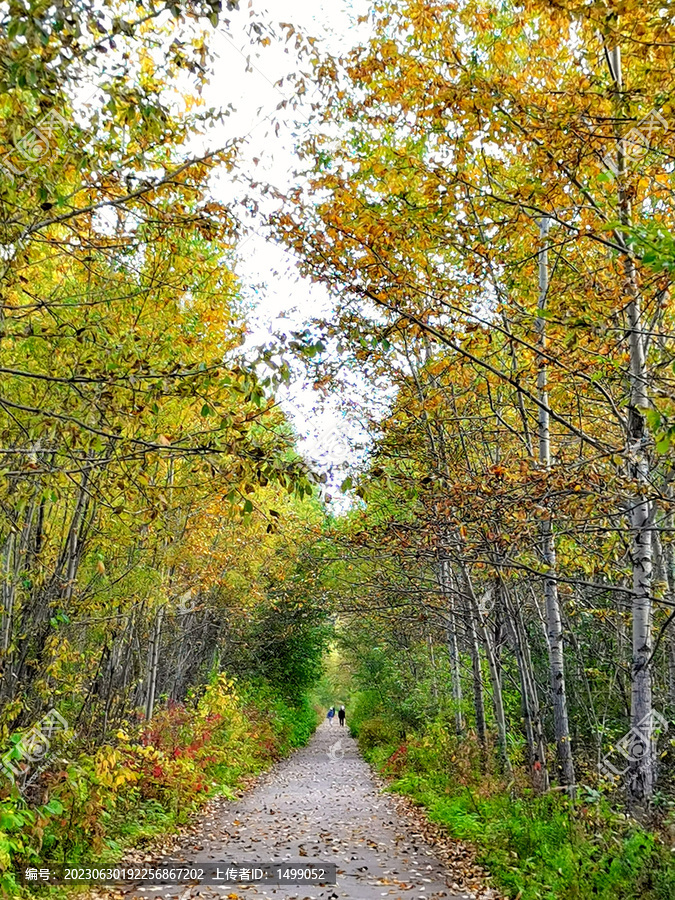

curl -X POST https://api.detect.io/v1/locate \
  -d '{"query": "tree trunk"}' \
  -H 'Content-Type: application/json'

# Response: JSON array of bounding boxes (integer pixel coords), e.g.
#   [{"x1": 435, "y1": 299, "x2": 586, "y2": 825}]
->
[
  {"x1": 608, "y1": 40, "x2": 655, "y2": 808},
  {"x1": 1, "y1": 531, "x2": 15, "y2": 656},
  {"x1": 145, "y1": 607, "x2": 164, "y2": 721},
  {"x1": 439, "y1": 556, "x2": 464, "y2": 735},
  {"x1": 458, "y1": 553, "x2": 512, "y2": 778},
  {"x1": 467, "y1": 599, "x2": 487, "y2": 761},
  {"x1": 503, "y1": 581, "x2": 549, "y2": 792},
  {"x1": 664, "y1": 504, "x2": 675, "y2": 714},
  {"x1": 536, "y1": 216, "x2": 576, "y2": 793}
]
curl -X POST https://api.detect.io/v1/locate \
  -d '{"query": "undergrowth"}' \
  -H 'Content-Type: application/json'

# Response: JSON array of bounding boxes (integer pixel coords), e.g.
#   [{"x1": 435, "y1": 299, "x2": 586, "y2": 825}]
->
[
  {"x1": 0, "y1": 673, "x2": 317, "y2": 898},
  {"x1": 354, "y1": 714, "x2": 675, "y2": 900}
]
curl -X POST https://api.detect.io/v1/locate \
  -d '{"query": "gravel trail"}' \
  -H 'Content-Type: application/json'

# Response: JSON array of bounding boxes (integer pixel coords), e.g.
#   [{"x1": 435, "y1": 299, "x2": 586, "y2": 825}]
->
[{"x1": 126, "y1": 723, "x2": 473, "y2": 900}]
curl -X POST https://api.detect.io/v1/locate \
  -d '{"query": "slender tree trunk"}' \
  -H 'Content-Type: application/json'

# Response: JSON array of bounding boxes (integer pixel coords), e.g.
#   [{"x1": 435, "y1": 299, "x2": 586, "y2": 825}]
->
[
  {"x1": 665, "y1": 502, "x2": 675, "y2": 714},
  {"x1": 493, "y1": 577, "x2": 504, "y2": 689},
  {"x1": 145, "y1": 608, "x2": 164, "y2": 721},
  {"x1": 439, "y1": 557, "x2": 464, "y2": 734},
  {"x1": 510, "y1": 613, "x2": 536, "y2": 770},
  {"x1": 458, "y1": 553, "x2": 512, "y2": 778},
  {"x1": 503, "y1": 581, "x2": 549, "y2": 792},
  {"x1": 467, "y1": 600, "x2": 487, "y2": 760},
  {"x1": 536, "y1": 216, "x2": 576, "y2": 792},
  {"x1": 655, "y1": 505, "x2": 675, "y2": 717},
  {"x1": 607, "y1": 40, "x2": 655, "y2": 807},
  {"x1": 668, "y1": 617, "x2": 675, "y2": 718},
  {"x1": 54, "y1": 467, "x2": 92, "y2": 602},
  {"x1": 2, "y1": 531, "x2": 15, "y2": 655}
]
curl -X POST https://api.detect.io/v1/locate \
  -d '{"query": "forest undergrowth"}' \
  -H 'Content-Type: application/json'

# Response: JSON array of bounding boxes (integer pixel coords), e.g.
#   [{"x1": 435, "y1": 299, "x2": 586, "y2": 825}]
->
[
  {"x1": 1, "y1": 675, "x2": 317, "y2": 898},
  {"x1": 350, "y1": 699, "x2": 675, "y2": 900}
]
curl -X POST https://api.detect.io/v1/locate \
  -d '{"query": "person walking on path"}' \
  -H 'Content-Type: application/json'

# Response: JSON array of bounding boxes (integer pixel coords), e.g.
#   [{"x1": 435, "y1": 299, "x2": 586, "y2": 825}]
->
[
  {"x1": 338, "y1": 705, "x2": 345, "y2": 727},
  {"x1": 327, "y1": 706, "x2": 335, "y2": 725}
]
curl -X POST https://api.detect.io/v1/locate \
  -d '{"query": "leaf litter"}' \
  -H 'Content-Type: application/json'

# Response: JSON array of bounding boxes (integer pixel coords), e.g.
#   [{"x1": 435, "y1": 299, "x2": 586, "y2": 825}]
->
[{"x1": 78, "y1": 726, "x2": 500, "y2": 900}]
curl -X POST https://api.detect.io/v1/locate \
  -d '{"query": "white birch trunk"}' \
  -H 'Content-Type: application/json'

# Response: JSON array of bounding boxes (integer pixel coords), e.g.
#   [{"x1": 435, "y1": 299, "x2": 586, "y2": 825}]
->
[
  {"x1": 536, "y1": 217, "x2": 576, "y2": 792},
  {"x1": 608, "y1": 42, "x2": 655, "y2": 806},
  {"x1": 145, "y1": 607, "x2": 164, "y2": 721},
  {"x1": 439, "y1": 557, "x2": 464, "y2": 734}
]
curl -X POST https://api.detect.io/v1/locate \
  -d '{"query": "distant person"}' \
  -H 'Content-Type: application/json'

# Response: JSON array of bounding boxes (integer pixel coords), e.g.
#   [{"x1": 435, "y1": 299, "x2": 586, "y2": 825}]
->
[
  {"x1": 327, "y1": 706, "x2": 335, "y2": 725},
  {"x1": 338, "y1": 705, "x2": 345, "y2": 727}
]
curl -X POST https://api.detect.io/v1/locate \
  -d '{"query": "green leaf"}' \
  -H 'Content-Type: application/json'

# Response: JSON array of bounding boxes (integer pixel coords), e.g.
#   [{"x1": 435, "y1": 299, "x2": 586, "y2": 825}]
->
[
  {"x1": 42, "y1": 799, "x2": 64, "y2": 816},
  {"x1": 645, "y1": 408, "x2": 662, "y2": 430},
  {"x1": 655, "y1": 433, "x2": 671, "y2": 454}
]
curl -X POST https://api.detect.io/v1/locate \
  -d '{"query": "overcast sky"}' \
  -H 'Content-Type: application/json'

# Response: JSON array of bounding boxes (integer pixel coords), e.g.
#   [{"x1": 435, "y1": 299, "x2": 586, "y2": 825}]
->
[{"x1": 201, "y1": 0, "x2": 377, "y2": 499}]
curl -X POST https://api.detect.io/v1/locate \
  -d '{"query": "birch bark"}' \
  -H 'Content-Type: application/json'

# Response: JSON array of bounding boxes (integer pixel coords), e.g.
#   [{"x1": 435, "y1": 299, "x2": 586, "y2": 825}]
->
[
  {"x1": 536, "y1": 217, "x2": 576, "y2": 792},
  {"x1": 607, "y1": 41, "x2": 655, "y2": 806}
]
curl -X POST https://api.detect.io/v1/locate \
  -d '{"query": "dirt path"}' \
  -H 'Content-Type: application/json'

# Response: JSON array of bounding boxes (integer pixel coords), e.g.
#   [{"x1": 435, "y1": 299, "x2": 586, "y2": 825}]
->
[{"x1": 123, "y1": 723, "x2": 482, "y2": 900}]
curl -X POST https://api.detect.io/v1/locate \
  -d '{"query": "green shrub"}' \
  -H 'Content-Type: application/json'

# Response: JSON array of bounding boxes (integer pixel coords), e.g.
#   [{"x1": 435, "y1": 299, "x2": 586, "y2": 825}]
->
[
  {"x1": 356, "y1": 715, "x2": 675, "y2": 900},
  {"x1": 357, "y1": 716, "x2": 399, "y2": 752},
  {"x1": 0, "y1": 673, "x2": 318, "y2": 897}
]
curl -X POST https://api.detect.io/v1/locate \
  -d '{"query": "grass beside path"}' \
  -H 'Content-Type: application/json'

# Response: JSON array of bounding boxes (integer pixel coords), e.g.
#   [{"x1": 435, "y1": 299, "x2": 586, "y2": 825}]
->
[
  {"x1": 353, "y1": 717, "x2": 675, "y2": 900},
  {"x1": 1, "y1": 675, "x2": 317, "y2": 898}
]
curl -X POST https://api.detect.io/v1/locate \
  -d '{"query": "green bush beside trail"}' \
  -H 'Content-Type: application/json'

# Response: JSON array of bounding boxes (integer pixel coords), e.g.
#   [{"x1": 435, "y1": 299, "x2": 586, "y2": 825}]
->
[
  {"x1": 351, "y1": 703, "x2": 675, "y2": 900},
  {"x1": 0, "y1": 674, "x2": 317, "y2": 898}
]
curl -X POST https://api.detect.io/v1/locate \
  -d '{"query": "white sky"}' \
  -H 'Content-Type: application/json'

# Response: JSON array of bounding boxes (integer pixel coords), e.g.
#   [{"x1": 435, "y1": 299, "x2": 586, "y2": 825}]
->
[{"x1": 200, "y1": 0, "x2": 377, "y2": 499}]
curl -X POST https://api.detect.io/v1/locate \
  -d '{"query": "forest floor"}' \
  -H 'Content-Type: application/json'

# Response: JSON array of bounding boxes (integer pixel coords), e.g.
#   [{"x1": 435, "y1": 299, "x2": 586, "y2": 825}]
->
[{"x1": 87, "y1": 723, "x2": 498, "y2": 900}]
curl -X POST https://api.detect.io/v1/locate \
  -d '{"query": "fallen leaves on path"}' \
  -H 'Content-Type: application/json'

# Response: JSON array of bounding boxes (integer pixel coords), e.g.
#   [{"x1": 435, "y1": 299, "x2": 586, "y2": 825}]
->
[
  {"x1": 377, "y1": 783, "x2": 502, "y2": 900},
  {"x1": 74, "y1": 728, "x2": 501, "y2": 900}
]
